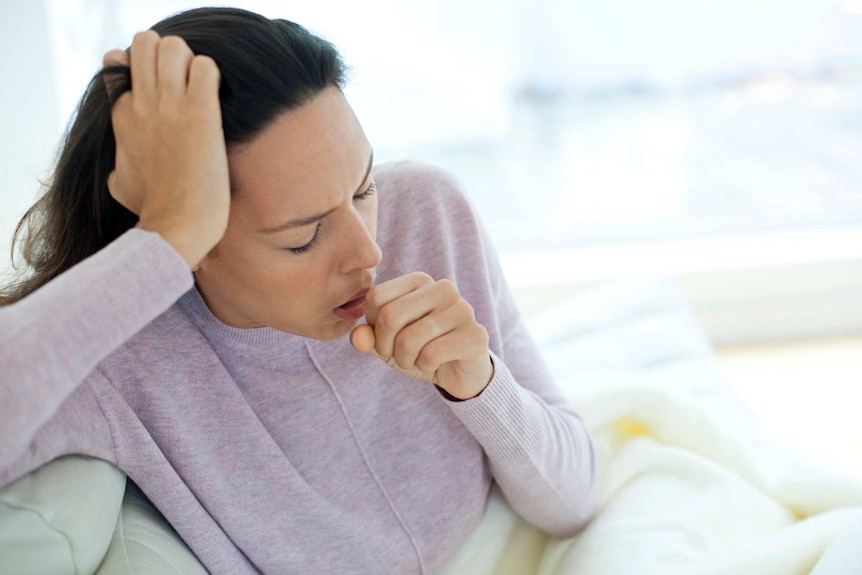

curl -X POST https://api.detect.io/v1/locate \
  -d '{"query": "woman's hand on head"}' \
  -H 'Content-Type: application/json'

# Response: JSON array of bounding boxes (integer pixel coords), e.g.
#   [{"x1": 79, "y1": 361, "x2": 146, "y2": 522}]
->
[
  {"x1": 350, "y1": 272, "x2": 494, "y2": 400},
  {"x1": 103, "y1": 31, "x2": 230, "y2": 269}
]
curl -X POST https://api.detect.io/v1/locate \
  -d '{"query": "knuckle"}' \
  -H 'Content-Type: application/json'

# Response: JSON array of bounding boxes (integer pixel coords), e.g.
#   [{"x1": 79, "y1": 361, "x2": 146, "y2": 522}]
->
[
  {"x1": 376, "y1": 305, "x2": 399, "y2": 330},
  {"x1": 102, "y1": 49, "x2": 126, "y2": 67},
  {"x1": 417, "y1": 347, "x2": 440, "y2": 370},
  {"x1": 395, "y1": 359, "x2": 415, "y2": 372},
  {"x1": 191, "y1": 59, "x2": 221, "y2": 90},
  {"x1": 436, "y1": 278, "x2": 455, "y2": 291},
  {"x1": 193, "y1": 55, "x2": 218, "y2": 75},
  {"x1": 134, "y1": 30, "x2": 159, "y2": 44},
  {"x1": 414, "y1": 355, "x2": 432, "y2": 373},
  {"x1": 457, "y1": 297, "x2": 476, "y2": 318},
  {"x1": 435, "y1": 279, "x2": 461, "y2": 303},
  {"x1": 374, "y1": 343, "x2": 393, "y2": 362},
  {"x1": 159, "y1": 35, "x2": 187, "y2": 51},
  {"x1": 193, "y1": 54, "x2": 215, "y2": 65},
  {"x1": 421, "y1": 314, "x2": 440, "y2": 335},
  {"x1": 392, "y1": 346, "x2": 415, "y2": 370},
  {"x1": 365, "y1": 288, "x2": 384, "y2": 310},
  {"x1": 474, "y1": 324, "x2": 489, "y2": 345},
  {"x1": 412, "y1": 271, "x2": 434, "y2": 285},
  {"x1": 394, "y1": 330, "x2": 421, "y2": 356}
]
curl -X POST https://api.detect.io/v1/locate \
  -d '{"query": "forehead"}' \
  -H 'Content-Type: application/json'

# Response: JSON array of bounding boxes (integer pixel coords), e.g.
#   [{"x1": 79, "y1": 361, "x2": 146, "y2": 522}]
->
[{"x1": 226, "y1": 87, "x2": 369, "y2": 222}]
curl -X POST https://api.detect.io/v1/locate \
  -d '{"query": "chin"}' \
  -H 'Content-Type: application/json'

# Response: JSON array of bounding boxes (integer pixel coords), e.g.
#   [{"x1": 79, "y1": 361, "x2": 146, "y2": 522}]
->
[
  {"x1": 294, "y1": 318, "x2": 356, "y2": 341},
  {"x1": 323, "y1": 320, "x2": 357, "y2": 341}
]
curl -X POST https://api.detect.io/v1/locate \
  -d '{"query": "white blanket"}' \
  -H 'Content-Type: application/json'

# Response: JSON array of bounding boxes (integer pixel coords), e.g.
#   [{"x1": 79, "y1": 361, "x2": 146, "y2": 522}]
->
[{"x1": 441, "y1": 278, "x2": 862, "y2": 575}]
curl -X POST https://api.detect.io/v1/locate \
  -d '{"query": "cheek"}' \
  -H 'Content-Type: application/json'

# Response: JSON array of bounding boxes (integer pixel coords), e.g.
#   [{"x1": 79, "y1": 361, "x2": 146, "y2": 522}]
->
[{"x1": 268, "y1": 255, "x2": 333, "y2": 298}]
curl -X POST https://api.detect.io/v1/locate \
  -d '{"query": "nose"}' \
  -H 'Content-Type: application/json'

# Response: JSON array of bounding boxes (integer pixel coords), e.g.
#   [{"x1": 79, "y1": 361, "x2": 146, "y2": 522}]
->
[{"x1": 338, "y1": 210, "x2": 382, "y2": 274}]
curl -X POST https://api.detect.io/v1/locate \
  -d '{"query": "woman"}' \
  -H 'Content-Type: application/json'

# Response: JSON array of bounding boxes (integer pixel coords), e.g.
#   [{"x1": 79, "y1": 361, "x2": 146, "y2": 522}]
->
[{"x1": 0, "y1": 7, "x2": 598, "y2": 574}]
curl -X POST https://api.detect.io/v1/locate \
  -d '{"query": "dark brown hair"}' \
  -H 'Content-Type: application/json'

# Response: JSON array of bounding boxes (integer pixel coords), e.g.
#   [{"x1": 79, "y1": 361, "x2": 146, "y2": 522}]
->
[{"x1": 1, "y1": 7, "x2": 346, "y2": 305}]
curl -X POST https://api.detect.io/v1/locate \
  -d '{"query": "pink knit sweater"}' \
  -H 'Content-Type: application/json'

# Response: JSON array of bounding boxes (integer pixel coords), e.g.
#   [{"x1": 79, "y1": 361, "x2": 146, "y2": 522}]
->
[{"x1": 0, "y1": 162, "x2": 598, "y2": 574}]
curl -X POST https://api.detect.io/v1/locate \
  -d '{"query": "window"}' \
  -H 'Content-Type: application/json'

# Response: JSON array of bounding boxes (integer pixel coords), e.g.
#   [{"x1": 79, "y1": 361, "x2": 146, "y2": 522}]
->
[{"x1": 4, "y1": 0, "x2": 861, "y2": 342}]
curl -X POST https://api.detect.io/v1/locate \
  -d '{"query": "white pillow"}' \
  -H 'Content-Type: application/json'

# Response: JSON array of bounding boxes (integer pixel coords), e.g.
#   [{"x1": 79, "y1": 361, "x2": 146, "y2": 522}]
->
[
  {"x1": 94, "y1": 481, "x2": 207, "y2": 575},
  {"x1": 0, "y1": 456, "x2": 125, "y2": 575}
]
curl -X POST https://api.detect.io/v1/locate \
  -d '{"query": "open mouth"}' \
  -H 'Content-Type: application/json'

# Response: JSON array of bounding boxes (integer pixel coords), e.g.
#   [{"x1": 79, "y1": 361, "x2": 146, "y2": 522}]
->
[{"x1": 333, "y1": 290, "x2": 368, "y2": 320}]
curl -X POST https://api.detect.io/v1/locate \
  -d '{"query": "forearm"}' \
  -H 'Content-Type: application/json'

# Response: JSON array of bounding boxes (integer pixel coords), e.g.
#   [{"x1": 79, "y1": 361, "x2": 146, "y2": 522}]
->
[
  {"x1": 443, "y1": 352, "x2": 600, "y2": 538},
  {"x1": 0, "y1": 229, "x2": 191, "y2": 465}
]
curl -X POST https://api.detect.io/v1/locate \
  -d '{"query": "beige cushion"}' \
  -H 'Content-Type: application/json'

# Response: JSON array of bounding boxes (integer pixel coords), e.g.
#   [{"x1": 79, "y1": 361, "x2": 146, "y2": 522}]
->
[{"x1": 0, "y1": 456, "x2": 125, "y2": 575}]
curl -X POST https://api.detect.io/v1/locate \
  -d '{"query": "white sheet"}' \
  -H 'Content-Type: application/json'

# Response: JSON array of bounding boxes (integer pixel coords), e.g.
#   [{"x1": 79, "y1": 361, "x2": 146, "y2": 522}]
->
[{"x1": 441, "y1": 277, "x2": 862, "y2": 574}]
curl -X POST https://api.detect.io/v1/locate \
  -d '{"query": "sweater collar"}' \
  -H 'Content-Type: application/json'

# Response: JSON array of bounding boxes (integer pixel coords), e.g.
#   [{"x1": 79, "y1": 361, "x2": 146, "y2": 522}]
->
[{"x1": 178, "y1": 286, "x2": 300, "y2": 347}]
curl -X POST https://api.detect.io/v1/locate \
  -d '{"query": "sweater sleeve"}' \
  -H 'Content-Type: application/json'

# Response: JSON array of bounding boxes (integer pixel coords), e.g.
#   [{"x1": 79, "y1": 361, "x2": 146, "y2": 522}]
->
[
  {"x1": 0, "y1": 228, "x2": 193, "y2": 480},
  {"x1": 445, "y1": 345, "x2": 600, "y2": 538},
  {"x1": 432, "y1": 172, "x2": 599, "y2": 538}
]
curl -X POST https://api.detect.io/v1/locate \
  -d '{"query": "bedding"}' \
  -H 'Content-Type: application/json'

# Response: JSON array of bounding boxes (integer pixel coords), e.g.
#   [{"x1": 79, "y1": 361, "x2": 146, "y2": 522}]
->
[{"x1": 441, "y1": 277, "x2": 862, "y2": 574}]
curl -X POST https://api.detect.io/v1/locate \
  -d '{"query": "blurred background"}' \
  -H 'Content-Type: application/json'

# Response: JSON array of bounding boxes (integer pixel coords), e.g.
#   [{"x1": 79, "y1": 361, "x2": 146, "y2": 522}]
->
[{"x1": 1, "y1": 1, "x2": 860, "y2": 473}]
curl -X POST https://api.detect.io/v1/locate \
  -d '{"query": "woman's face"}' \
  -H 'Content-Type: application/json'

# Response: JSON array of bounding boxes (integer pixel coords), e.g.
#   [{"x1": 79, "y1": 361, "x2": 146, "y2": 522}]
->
[{"x1": 193, "y1": 86, "x2": 382, "y2": 340}]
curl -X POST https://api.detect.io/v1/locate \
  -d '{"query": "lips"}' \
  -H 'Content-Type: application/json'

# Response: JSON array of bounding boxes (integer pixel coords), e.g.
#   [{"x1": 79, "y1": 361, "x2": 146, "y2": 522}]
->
[{"x1": 333, "y1": 288, "x2": 370, "y2": 320}]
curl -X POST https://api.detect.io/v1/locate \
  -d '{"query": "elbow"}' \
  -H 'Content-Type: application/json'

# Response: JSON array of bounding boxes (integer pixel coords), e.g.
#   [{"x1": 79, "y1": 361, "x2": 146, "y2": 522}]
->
[
  {"x1": 507, "y1": 463, "x2": 601, "y2": 539},
  {"x1": 543, "y1": 434, "x2": 602, "y2": 538},
  {"x1": 544, "y1": 472, "x2": 601, "y2": 538}
]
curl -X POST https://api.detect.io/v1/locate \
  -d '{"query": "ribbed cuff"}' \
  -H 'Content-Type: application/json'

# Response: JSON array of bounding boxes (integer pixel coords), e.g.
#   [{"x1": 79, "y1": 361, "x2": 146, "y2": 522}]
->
[{"x1": 443, "y1": 351, "x2": 544, "y2": 463}]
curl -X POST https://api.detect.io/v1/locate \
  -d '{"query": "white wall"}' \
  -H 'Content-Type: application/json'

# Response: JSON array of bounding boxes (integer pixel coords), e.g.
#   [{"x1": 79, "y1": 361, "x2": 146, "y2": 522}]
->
[{"x1": 0, "y1": 0, "x2": 62, "y2": 278}]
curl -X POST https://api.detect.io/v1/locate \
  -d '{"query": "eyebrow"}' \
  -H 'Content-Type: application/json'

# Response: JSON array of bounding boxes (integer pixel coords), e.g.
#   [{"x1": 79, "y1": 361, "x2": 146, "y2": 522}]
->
[{"x1": 260, "y1": 150, "x2": 374, "y2": 234}]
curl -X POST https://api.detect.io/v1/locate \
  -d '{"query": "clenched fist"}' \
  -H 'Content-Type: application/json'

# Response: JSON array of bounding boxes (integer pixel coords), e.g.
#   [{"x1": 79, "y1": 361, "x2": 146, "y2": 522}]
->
[{"x1": 350, "y1": 272, "x2": 494, "y2": 400}]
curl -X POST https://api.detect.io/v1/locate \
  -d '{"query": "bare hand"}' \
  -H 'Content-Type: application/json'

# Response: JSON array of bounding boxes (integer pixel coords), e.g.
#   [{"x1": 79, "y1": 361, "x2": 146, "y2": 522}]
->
[
  {"x1": 103, "y1": 31, "x2": 229, "y2": 269},
  {"x1": 350, "y1": 272, "x2": 494, "y2": 400}
]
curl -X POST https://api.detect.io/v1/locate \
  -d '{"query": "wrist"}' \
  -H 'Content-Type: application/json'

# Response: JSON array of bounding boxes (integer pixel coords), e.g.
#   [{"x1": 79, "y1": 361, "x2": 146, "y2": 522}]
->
[
  {"x1": 439, "y1": 355, "x2": 495, "y2": 401},
  {"x1": 136, "y1": 220, "x2": 212, "y2": 270}
]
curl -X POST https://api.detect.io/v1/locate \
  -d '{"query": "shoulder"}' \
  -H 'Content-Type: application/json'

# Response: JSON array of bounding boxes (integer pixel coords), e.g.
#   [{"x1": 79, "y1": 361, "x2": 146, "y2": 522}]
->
[
  {"x1": 373, "y1": 161, "x2": 480, "y2": 247},
  {"x1": 373, "y1": 160, "x2": 464, "y2": 194},
  {"x1": 96, "y1": 300, "x2": 205, "y2": 382},
  {"x1": 373, "y1": 160, "x2": 475, "y2": 217},
  {"x1": 372, "y1": 161, "x2": 490, "y2": 284}
]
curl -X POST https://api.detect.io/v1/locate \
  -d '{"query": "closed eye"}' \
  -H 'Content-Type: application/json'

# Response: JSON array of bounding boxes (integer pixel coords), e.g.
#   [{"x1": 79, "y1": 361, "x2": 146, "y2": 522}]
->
[
  {"x1": 288, "y1": 222, "x2": 321, "y2": 254},
  {"x1": 288, "y1": 181, "x2": 374, "y2": 255},
  {"x1": 354, "y1": 181, "x2": 376, "y2": 201}
]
